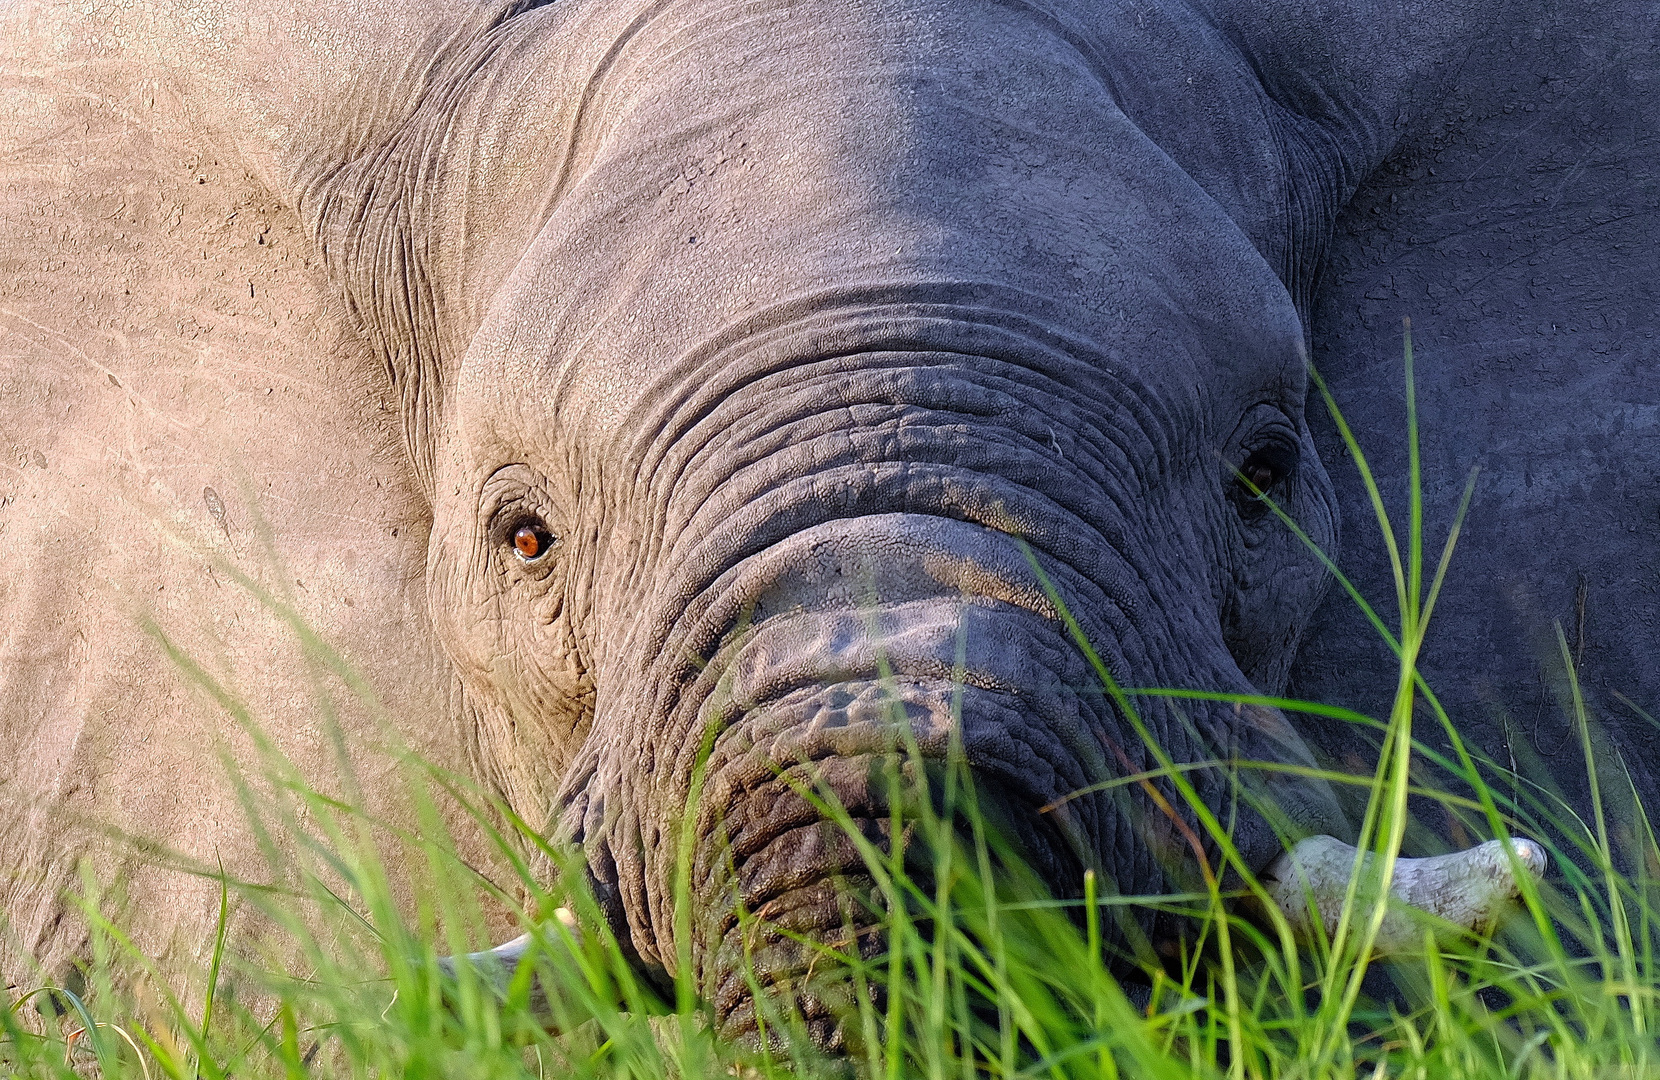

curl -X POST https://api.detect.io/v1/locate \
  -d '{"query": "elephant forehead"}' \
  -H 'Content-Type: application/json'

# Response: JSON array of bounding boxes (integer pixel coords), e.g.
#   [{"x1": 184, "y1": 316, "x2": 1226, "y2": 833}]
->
[{"x1": 449, "y1": 0, "x2": 1304, "y2": 448}]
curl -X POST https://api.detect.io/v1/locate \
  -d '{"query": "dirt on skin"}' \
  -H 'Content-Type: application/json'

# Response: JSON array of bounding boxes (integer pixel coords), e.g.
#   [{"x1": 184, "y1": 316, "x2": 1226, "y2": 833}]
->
[{"x1": 0, "y1": 6, "x2": 509, "y2": 997}]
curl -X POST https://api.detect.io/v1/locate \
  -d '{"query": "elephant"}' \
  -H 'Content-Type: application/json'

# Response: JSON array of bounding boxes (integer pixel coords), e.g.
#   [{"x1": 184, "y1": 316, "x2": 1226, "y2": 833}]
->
[{"x1": 1, "y1": 0, "x2": 1637, "y2": 1049}]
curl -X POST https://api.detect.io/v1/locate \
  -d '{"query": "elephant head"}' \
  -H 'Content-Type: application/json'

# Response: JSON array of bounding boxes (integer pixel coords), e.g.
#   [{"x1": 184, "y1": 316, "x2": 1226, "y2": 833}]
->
[
  {"x1": 122, "y1": 0, "x2": 1547, "y2": 1046},
  {"x1": 414, "y1": 4, "x2": 1347, "y2": 1041}
]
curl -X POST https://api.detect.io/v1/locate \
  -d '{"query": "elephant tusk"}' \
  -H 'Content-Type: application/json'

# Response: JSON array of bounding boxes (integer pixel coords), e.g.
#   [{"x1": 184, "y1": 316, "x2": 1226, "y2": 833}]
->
[
  {"x1": 1260, "y1": 834, "x2": 1547, "y2": 952},
  {"x1": 436, "y1": 907, "x2": 581, "y2": 987},
  {"x1": 436, "y1": 932, "x2": 533, "y2": 983}
]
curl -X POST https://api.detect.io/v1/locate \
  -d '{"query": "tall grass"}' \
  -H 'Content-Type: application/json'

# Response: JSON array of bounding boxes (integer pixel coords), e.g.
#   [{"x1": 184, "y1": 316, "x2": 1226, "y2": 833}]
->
[{"x1": 4, "y1": 321, "x2": 1659, "y2": 1078}]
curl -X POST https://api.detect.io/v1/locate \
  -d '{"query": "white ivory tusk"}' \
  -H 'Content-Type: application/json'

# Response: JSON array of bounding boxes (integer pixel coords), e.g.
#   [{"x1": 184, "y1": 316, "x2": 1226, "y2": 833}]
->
[
  {"x1": 436, "y1": 907, "x2": 581, "y2": 986},
  {"x1": 1261, "y1": 835, "x2": 1547, "y2": 953}
]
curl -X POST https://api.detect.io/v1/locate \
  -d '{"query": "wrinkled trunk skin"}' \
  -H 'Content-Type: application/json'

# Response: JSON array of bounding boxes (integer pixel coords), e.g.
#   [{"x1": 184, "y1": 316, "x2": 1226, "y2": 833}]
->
[
  {"x1": 589, "y1": 520, "x2": 1334, "y2": 1041},
  {"x1": 549, "y1": 338, "x2": 1341, "y2": 1040},
  {"x1": 524, "y1": 313, "x2": 1344, "y2": 1038}
]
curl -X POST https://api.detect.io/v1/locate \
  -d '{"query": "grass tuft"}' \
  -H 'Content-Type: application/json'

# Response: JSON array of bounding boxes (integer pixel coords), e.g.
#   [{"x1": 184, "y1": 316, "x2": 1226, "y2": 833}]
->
[{"x1": 3, "y1": 323, "x2": 1659, "y2": 1078}]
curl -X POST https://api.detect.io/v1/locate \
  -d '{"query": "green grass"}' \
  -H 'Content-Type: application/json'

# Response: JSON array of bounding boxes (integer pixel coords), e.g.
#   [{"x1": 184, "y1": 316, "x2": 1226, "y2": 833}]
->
[{"x1": 5, "y1": 320, "x2": 1660, "y2": 1078}]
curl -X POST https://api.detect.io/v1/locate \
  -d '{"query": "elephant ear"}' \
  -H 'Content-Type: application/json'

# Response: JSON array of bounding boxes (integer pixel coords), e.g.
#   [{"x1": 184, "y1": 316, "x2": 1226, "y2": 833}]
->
[
  {"x1": 1286, "y1": 0, "x2": 1660, "y2": 812},
  {"x1": 0, "y1": 8, "x2": 500, "y2": 980}
]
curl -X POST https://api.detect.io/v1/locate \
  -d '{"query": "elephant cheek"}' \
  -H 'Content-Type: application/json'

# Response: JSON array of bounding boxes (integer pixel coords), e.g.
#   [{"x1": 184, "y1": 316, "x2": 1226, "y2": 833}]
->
[{"x1": 421, "y1": 508, "x2": 594, "y2": 809}]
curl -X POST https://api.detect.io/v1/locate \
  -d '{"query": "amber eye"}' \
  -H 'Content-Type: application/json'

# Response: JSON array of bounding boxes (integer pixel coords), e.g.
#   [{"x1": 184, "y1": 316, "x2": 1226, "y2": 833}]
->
[{"x1": 512, "y1": 523, "x2": 554, "y2": 561}]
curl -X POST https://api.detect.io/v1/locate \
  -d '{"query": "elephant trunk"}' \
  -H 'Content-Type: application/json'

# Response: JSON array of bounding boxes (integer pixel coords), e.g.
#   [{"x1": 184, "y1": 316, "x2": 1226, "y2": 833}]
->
[
  {"x1": 622, "y1": 513, "x2": 1332, "y2": 1043},
  {"x1": 541, "y1": 329, "x2": 1345, "y2": 1044}
]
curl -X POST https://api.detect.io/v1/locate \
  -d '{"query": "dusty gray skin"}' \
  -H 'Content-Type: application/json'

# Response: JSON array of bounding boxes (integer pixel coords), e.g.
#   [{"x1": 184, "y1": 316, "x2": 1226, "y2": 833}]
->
[{"x1": 1, "y1": 0, "x2": 1632, "y2": 1047}]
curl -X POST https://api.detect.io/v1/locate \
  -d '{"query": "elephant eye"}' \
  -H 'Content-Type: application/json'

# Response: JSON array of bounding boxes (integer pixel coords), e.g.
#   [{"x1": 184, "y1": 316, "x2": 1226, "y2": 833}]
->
[
  {"x1": 1241, "y1": 459, "x2": 1277, "y2": 494},
  {"x1": 1232, "y1": 444, "x2": 1295, "y2": 519},
  {"x1": 511, "y1": 521, "x2": 556, "y2": 562}
]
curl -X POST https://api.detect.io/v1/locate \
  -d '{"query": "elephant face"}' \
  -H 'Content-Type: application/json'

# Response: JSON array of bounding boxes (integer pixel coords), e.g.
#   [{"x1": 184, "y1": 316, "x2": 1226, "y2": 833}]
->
[{"x1": 419, "y1": 0, "x2": 1340, "y2": 1043}]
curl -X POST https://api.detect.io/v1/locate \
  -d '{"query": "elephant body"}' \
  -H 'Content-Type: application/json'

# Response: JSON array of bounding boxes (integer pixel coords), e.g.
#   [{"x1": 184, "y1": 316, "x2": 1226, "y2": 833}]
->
[
  {"x1": 1289, "y1": 2, "x2": 1660, "y2": 828},
  {"x1": 0, "y1": 0, "x2": 1653, "y2": 1046},
  {"x1": 0, "y1": 19, "x2": 483, "y2": 985}
]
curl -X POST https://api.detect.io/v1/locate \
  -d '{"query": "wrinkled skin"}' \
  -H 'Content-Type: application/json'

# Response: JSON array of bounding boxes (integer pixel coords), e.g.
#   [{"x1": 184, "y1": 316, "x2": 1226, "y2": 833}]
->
[{"x1": 0, "y1": 0, "x2": 1646, "y2": 1047}]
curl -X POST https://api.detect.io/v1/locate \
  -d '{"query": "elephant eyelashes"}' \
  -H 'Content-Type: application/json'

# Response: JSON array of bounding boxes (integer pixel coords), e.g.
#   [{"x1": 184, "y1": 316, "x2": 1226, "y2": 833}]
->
[{"x1": 512, "y1": 522, "x2": 556, "y2": 561}]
